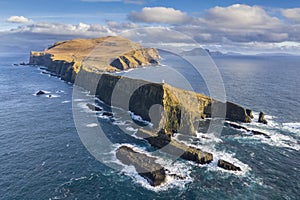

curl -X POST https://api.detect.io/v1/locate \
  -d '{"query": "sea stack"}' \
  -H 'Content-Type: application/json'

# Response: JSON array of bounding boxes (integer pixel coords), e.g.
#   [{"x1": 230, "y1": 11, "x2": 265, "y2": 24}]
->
[
  {"x1": 258, "y1": 112, "x2": 268, "y2": 124},
  {"x1": 116, "y1": 146, "x2": 166, "y2": 187}
]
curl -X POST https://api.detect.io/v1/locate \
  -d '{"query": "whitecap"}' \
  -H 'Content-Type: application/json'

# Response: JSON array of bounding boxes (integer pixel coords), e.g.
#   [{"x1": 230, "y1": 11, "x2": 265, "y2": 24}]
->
[
  {"x1": 113, "y1": 120, "x2": 128, "y2": 126},
  {"x1": 86, "y1": 123, "x2": 98, "y2": 127},
  {"x1": 56, "y1": 90, "x2": 65, "y2": 93},
  {"x1": 262, "y1": 132, "x2": 300, "y2": 151},
  {"x1": 47, "y1": 94, "x2": 60, "y2": 98},
  {"x1": 126, "y1": 126, "x2": 138, "y2": 132},
  {"x1": 235, "y1": 115, "x2": 300, "y2": 151},
  {"x1": 128, "y1": 111, "x2": 153, "y2": 127},
  {"x1": 195, "y1": 131, "x2": 223, "y2": 144},
  {"x1": 282, "y1": 122, "x2": 300, "y2": 135},
  {"x1": 232, "y1": 124, "x2": 300, "y2": 151},
  {"x1": 73, "y1": 98, "x2": 87, "y2": 102}
]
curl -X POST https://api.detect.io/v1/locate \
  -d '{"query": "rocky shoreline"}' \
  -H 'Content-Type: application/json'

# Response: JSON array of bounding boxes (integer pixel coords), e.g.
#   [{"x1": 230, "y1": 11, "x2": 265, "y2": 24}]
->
[{"x1": 29, "y1": 36, "x2": 267, "y2": 186}]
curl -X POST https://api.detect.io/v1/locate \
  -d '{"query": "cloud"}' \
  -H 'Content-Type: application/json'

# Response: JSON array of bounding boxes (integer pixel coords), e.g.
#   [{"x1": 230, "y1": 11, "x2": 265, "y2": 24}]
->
[
  {"x1": 2, "y1": 4, "x2": 300, "y2": 55},
  {"x1": 173, "y1": 4, "x2": 293, "y2": 44},
  {"x1": 6, "y1": 16, "x2": 30, "y2": 23},
  {"x1": 128, "y1": 7, "x2": 190, "y2": 24},
  {"x1": 281, "y1": 8, "x2": 300, "y2": 23},
  {"x1": 10, "y1": 22, "x2": 114, "y2": 37},
  {"x1": 204, "y1": 4, "x2": 282, "y2": 29}
]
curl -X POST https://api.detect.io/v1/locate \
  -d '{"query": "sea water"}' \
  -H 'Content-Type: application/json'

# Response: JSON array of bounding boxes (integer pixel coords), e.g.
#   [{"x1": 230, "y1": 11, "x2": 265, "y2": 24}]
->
[{"x1": 0, "y1": 52, "x2": 299, "y2": 199}]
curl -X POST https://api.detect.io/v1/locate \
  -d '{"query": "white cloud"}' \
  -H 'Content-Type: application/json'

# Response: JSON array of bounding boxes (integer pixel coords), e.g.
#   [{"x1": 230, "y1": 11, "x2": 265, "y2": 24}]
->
[
  {"x1": 10, "y1": 22, "x2": 114, "y2": 37},
  {"x1": 204, "y1": 4, "x2": 282, "y2": 29},
  {"x1": 6, "y1": 16, "x2": 30, "y2": 23},
  {"x1": 128, "y1": 7, "x2": 190, "y2": 24},
  {"x1": 2, "y1": 4, "x2": 300, "y2": 54},
  {"x1": 281, "y1": 8, "x2": 300, "y2": 23}
]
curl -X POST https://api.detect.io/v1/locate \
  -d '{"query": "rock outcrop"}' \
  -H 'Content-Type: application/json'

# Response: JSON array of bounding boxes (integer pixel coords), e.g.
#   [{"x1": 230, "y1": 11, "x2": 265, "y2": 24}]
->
[
  {"x1": 226, "y1": 121, "x2": 270, "y2": 138},
  {"x1": 246, "y1": 109, "x2": 254, "y2": 119},
  {"x1": 86, "y1": 103, "x2": 102, "y2": 111},
  {"x1": 36, "y1": 90, "x2": 46, "y2": 95},
  {"x1": 116, "y1": 146, "x2": 166, "y2": 186},
  {"x1": 217, "y1": 159, "x2": 241, "y2": 171},
  {"x1": 136, "y1": 129, "x2": 213, "y2": 164},
  {"x1": 258, "y1": 112, "x2": 268, "y2": 124}
]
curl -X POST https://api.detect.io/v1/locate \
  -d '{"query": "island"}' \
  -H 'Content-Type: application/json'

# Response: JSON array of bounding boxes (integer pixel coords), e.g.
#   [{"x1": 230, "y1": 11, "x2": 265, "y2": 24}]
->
[{"x1": 29, "y1": 36, "x2": 266, "y2": 186}]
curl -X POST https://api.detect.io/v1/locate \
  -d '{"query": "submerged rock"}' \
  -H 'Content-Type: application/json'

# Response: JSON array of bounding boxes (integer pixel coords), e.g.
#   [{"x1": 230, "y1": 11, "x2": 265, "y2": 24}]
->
[
  {"x1": 86, "y1": 103, "x2": 102, "y2": 111},
  {"x1": 102, "y1": 111, "x2": 113, "y2": 117},
  {"x1": 258, "y1": 112, "x2": 268, "y2": 124},
  {"x1": 116, "y1": 146, "x2": 166, "y2": 187},
  {"x1": 226, "y1": 121, "x2": 270, "y2": 138},
  {"x1": 36, "y1": 90, "x2": 46, "y2": 95},
  {"x1": 218, "y1": 159, "x2": 241, "y2": 171}
]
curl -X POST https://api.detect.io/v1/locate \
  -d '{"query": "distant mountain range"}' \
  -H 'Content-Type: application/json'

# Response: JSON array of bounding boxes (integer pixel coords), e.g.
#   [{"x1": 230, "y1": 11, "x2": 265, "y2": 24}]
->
[
  {"x1": 180, "y1": 48, "x2": 222, "y2": 56},
  {"x1": 180, "y1": 48, "x2": 298, "y2": 57}
]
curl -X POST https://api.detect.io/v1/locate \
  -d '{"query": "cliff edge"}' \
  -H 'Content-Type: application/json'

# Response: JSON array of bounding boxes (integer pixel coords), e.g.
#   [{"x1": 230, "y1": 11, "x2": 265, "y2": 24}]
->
[{"x1": 29, "y1": 36, "x2": 159, "y2": 82}]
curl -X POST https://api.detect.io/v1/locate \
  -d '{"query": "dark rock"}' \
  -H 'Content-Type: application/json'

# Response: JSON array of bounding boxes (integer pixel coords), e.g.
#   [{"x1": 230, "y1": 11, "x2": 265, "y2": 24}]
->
[
  {"x1": 166, "y1": 169, "x2": 186, "y2": 180},
  {"x1": 251, "y1": 130, "x2": 271, "y2": 139},
  {"x1": 136, "y1": 129, "x2": 213, "y2": 164},
  {"x1": 226, "y1": 121, "x2": 270, "y2": 138},
  {"x1": 258, "y1": 112, "x2": 268, "y2": 124},
  {"x1": 226, "y1": 102, "x2": 252, "y2": 123},
  {"x1": 86, "y1": 103, "x2": 102, "y2": 111},
  {"x1": 226, "y1": 122, "x2": 248, "y2": 130},
  {"x1": 218, "y1": 159, "x2": 241, "y2": 171},
  {"x1": 36, "y1": 90, "x2": 46, "y2": 95},
  {"x1": 102, "y1": 111, "x2": 113, "y2": 117},
  {"x1": 204, "y1": 101, "x2": 252, "y2": 123},
  {"x1": 246, "y1": 109, "x2": 254, "y2": 119},
  {"x1": 116, "y1": 146, "x2": 166, "y2": 187},
  {"x1": 149, "y1": 59, "x2": 159, "y2": 64},
  {"x1": 20, "y1": 62, "x2": 27, "y2": 66}
]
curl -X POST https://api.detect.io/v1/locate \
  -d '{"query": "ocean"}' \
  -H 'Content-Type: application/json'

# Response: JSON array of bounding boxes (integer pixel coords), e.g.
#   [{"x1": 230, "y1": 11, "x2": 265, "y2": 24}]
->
[{"x1": 0, "y1": 52, "x2": 299, "y2": 199}]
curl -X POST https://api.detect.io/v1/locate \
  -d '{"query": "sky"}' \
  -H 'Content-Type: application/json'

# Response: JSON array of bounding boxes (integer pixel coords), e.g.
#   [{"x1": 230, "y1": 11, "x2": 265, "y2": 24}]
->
[{"x1": 1, "y1": 0, "x2": 300, "y2": 54}]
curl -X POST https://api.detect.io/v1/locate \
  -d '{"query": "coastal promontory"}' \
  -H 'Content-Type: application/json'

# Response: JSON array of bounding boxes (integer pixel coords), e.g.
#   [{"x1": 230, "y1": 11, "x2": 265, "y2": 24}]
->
[{"x1": 29, "y1": 36, "x2": 261, "y2": 186}]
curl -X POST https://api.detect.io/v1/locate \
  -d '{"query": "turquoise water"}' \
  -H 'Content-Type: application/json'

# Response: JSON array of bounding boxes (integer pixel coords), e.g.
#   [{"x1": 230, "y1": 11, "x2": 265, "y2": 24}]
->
[{"x1": 0, "y1": 53, "x2": 299, "y2": 199}]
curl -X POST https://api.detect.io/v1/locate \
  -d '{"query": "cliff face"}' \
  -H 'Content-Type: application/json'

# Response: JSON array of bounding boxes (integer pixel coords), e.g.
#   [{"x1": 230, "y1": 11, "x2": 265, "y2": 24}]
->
[
  {"x1": 29, "y1": 36, "x2": 252, "y2": 135},
  {"x1": 74, "y1": 71, "x2": 251, "y2": 135},
  {"x1": 29, "y1": 36, "x2": 160, "y2": 83}
]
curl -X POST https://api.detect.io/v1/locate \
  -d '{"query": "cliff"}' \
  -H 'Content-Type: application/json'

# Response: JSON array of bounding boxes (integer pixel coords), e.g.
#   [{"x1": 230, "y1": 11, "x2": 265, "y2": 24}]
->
[
  {"x1": 29, "y1": 36, "x2": 252, "y2": 135},
  {"x1": 29, "y1": 36, "x2": 160, "y2": 82},
  {"x1": 75, "y1": 71, "x2": 251, "y2": 135}
]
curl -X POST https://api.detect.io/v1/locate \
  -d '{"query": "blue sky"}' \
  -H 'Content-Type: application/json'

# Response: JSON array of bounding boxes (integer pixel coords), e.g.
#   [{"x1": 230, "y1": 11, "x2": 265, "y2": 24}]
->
[{"x1": 1, "y1": 0, "x2": 300, "y2": 54}]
